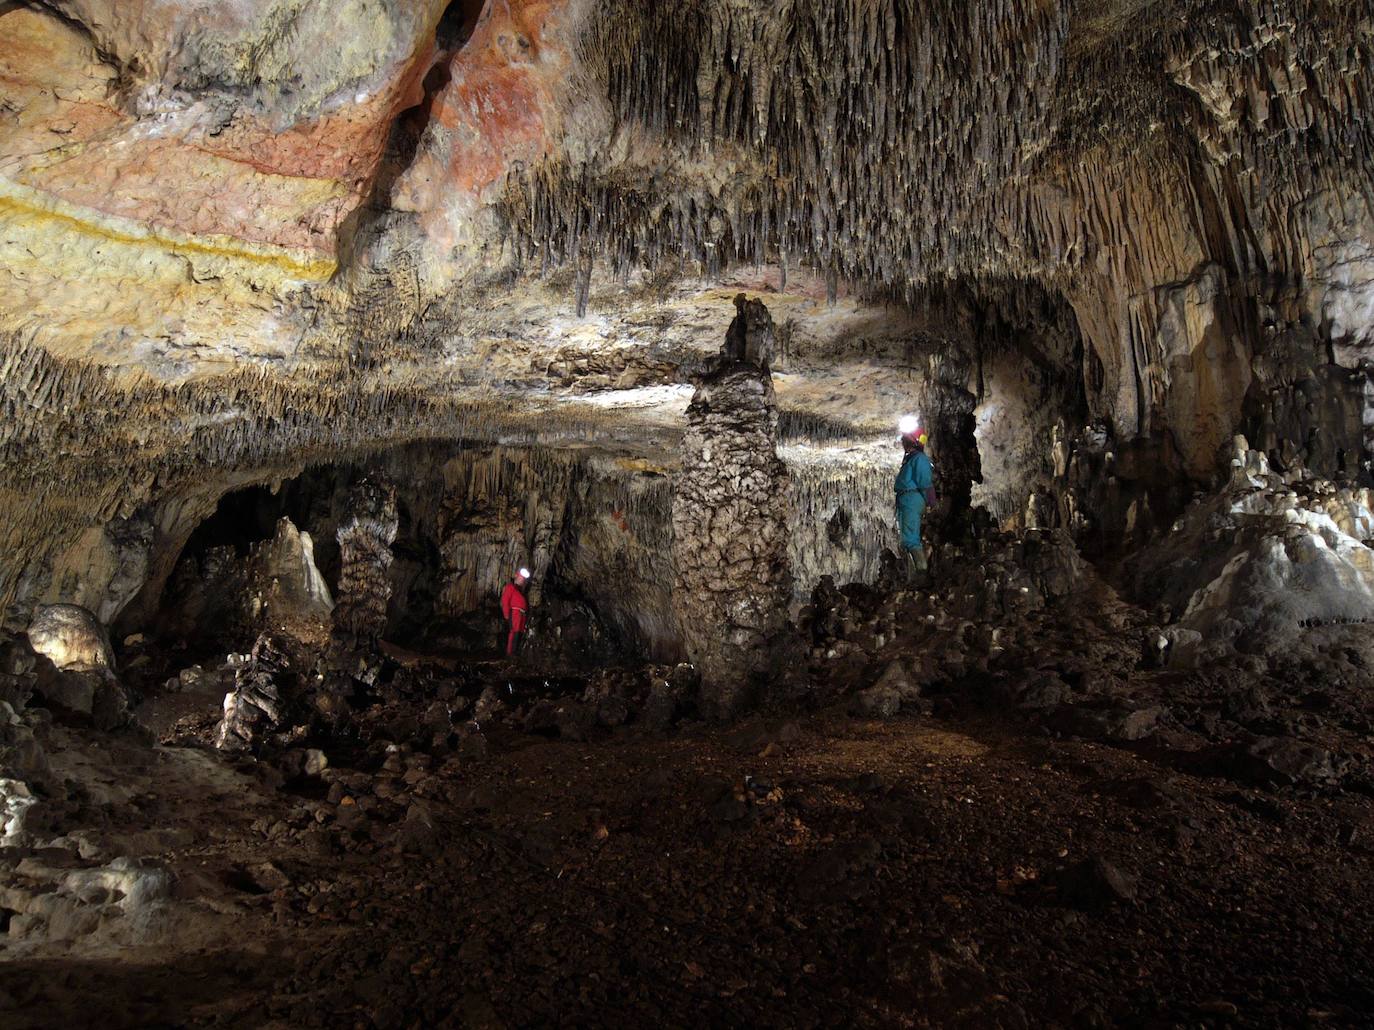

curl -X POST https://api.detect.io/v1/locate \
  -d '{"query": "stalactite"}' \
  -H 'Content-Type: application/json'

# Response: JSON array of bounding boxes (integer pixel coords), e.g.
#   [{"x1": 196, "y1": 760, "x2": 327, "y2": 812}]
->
[
  {"x1": 5, "y1": 0, "x2": 1374, "y2": 636},
  {"x1": 491, "y1": 0, "x2": 1372, "y2": 420}
]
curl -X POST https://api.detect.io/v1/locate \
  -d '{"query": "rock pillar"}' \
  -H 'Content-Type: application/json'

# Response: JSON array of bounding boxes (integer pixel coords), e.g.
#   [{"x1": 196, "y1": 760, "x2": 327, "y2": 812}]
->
[
  {"x1": 329, "y1": 477, "x2": 398, "y2": 658},
  {"x1": 922, "y1": 351, "x2": 981, "y2": 546},
  {"x1": 671, "y1": 296, "x2": 791, "y2": 717}
]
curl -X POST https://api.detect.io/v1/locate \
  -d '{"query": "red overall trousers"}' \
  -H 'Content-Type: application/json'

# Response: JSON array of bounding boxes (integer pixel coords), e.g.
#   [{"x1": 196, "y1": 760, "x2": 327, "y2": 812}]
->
[{"x1": 500, "y1": 581, "x2": 528, "y2": 656}]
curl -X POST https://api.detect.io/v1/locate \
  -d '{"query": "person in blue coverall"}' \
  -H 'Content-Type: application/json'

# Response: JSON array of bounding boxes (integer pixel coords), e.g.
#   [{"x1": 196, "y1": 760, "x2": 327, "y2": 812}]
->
[{"x1": 895, "y1": 427, "x2": 934, "y2": 578}]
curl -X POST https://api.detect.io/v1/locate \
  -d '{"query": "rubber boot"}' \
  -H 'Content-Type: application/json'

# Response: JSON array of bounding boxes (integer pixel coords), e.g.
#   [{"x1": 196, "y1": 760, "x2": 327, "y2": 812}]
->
[{"x1": 904, "y1": 545, "x2": 927, "y2": 586}]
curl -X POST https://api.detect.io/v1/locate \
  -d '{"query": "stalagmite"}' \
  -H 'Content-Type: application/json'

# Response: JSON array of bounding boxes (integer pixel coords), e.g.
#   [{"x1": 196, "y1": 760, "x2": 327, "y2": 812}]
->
[
  {"x1": 671, "y1": 296, "x2": 791, "y2": 716},
  {"x1": 214, "y1": 635, "x2": 290, "y2": 752},
  {"x1": 328, "y1": 476, "x2": 399, "y2": 677}
]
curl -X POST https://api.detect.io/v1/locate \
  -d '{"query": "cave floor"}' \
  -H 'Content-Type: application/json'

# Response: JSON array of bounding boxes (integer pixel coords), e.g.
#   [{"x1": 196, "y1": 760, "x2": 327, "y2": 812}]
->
[{"x1": 3, "y1": 702, "x2": 1372, "y2": 1028}]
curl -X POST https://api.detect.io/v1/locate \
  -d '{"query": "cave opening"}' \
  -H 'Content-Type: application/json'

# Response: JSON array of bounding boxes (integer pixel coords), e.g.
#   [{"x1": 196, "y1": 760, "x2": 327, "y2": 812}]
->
[
  {"x1": 137, "y1": 441, "x2": 684, "y2": 713},
  {"x1": 435, "y1": 0, "x2": 485, "y2": 54},
  {"x1": 177, "y1": 484, "x2": 313, "y2": 564}
]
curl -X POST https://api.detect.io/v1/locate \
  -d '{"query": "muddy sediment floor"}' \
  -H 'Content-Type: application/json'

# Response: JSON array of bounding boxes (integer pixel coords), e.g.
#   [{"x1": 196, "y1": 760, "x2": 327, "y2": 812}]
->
[
  {"x1": 3, "y1": 689, "x2": 1373, "y2": 1027},
  {"x1": 6, "y1": 517, "x2": 1374, "y2": 1028}
]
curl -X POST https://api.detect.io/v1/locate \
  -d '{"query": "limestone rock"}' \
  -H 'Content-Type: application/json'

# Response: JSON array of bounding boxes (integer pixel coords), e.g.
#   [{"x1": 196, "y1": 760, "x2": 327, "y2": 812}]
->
[
  {"x1": 1228, "y1": 737, "x2": 1347, "y2": 789},
  {"x1": 853, "y1": 683, "x2": 902, "y2": 720},
  {"x1": 0, "y1": 775, "x2": 38, "y2": 846},
  {"x1": 1051, "y1": 702, "x2": 1164, "y2": 743},
  {"x1": 215, "y1": 634, "x2": 291, "y2": 752},
  {"x1": 27, "y1": 604, "x2": 115, "y2": 674},
  {"x1": 328, "y1": 477, "x2": 399, "y2": 674},
  {"x1": 4, "y1": 855, "x2": 174, "y2": 944},
  {"x1": 721, "y1": 294, "x2": 775, "y2": 369},
  {"x1": 672, "y1": 299, "x2": 792, "y2": 717},
  {"x1": 1136, "y1": 441, "x2": 1374, "y2": 660},
  {"x1": 250, "y1": 517, "x2": 334, "y2": 636},
  {"x1": 1052, "y1": 857, "x2": 1139, "y2": 910}
]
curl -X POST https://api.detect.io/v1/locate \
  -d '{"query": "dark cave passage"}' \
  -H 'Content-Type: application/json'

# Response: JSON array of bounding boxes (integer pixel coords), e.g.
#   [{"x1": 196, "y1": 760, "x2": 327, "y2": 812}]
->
[{"x1": 138, "y1": 442, "x2": 684, "y2": 677}]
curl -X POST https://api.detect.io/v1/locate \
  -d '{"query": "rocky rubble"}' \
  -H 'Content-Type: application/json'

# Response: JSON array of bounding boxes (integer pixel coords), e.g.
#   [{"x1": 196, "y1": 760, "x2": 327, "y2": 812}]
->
[
  {"x1": 1137, "y1": 437, "x2": 1374, "y2": 665},
  {"x1": 1, "y1": 478, "x2": 1373, "y2": 1023},
  {"x1": 791, "y1": 507, "x2": 1374, "y2": 798}
]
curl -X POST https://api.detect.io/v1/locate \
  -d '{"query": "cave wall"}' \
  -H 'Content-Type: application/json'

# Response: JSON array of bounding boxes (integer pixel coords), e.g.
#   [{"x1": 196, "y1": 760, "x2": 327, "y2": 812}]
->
[
  {"x1": 559, "y1": 461, "x2": 680, "y2": 662},
  {"x1": 120, "y1": 428, "x2": 934, "y2": 670},
  {"x1": 786, "y1": 465, "x2": 892, "y2": 608},
  {"x1": 131, "y1": 442, "x2": 682, "y2": 659}
]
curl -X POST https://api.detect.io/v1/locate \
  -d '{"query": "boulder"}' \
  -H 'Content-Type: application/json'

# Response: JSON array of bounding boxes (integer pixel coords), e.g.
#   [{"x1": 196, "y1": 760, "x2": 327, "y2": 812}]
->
[
  {"x1": 1051, "y1": 701, "x2": 1164, "y2": 742},
  {"x1": 27, "y1": 604, "x2": 115, "y2": 674},
  {"x1": 642, "y1": 676, "x2": 686, "y2": 731},
  {"x1": 1052, "y1": 857, "x2": 1139, "y2": 909},
  {"x1": 1227, "y1": 737, "x2": 1347, "y2": 788},
  {"x1": 0, "y1": 636, "x2": 38, "y2": 710},
  {"x1": 0, "y1": 701, "x2": 52, "y2": 788},
  {"x1": 999, "y1": 670, "x2": 1071, "y2": 710},
  {"x1": 0, "y1": 776, "x2": 38, "y2": 845},
  {"x1": 871, "y1": 660, "x2": 925, "y2": 703},
  {"x1": 1160, "y1": 628, "x2": 1204, "y2": 669},
  {"x1": 398, "y1": 802, "x2": 440, "y2": 856},
  {"x1": 853, "y1": 683, "x2": 902, "y2": 719}
]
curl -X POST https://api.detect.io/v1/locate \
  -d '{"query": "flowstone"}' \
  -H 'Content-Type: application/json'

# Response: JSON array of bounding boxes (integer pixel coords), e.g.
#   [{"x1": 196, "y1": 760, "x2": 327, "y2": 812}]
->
[{"x1": 1136, "y1": 437, "x2": 1374, "y2": 664}]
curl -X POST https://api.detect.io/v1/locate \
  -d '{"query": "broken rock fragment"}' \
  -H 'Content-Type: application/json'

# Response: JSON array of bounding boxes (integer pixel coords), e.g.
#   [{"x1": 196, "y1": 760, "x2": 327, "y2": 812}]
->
[{"x1": 1051, "y1": 857, "x2": 1139, "y2": 910}]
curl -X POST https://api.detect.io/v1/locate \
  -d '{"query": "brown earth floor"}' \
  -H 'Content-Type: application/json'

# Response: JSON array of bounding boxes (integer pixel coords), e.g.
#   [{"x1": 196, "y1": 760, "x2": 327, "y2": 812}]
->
[{"x1": 2, "y1": 702, "x2": 1372, "y2": 1029}]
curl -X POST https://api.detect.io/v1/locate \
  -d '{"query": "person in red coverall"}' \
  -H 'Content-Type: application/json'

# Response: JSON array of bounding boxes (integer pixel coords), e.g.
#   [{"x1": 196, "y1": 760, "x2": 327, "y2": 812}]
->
[{"x1": 500, "y1": 567, "x2": 531, "y2": 658}]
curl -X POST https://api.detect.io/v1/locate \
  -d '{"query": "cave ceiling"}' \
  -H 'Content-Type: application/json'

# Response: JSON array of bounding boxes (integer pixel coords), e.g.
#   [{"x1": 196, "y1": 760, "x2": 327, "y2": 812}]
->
[{"x1": 1, "y1": 0, "x2": 1372, "y2": 610}]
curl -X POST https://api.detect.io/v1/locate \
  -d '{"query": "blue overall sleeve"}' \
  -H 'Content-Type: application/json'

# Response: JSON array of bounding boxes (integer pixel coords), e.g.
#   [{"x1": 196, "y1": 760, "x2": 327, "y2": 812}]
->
[{"x1": 913, "y1": 452, "x2": 933, "y2": 492}]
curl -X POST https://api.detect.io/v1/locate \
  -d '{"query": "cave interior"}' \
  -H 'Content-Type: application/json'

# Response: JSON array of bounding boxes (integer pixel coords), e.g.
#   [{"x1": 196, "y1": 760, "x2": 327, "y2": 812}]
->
[{"x1": 1, "y1": 0, "x2": 1374, "y2": 1025}]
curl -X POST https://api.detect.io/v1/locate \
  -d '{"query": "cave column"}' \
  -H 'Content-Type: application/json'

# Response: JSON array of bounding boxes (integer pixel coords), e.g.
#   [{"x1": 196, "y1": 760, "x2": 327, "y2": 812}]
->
[
  {"x1": 923, "y1": 352, "x2": 981, "y2": 546},
  {"x1": 671, "y1": 296, "x2": 792, "y2": 717},
  {"x1": 324, "y1": 477, "x2": 398, "y2": 701}
]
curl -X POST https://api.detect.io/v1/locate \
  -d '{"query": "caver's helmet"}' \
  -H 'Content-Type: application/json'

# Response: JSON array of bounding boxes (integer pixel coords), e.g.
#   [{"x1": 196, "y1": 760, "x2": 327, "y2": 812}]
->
[{"x1": 899, "y1": 416, "x2": 928, "y2": 448}]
